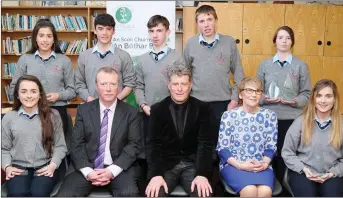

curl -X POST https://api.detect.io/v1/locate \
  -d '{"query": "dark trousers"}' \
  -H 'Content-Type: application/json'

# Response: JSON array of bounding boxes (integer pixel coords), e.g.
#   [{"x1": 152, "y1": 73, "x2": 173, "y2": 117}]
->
[
  {"x1": 158, "y1": 161, "x2": 207, "y2": 197},
  {"x1": 272, "y1": 119, "x2": 294, "y2": 197},
  {"x1": 289, "y1": 169, "x2": 343, "y2": 197},
  {"x1": 208, "y1": 100, "x2": 230, "y2": 146},
  {"x1": 57, "y1": 165, "x2": 140, "y2": 197},
  {"x1": 7, "y1": 166, "x2": 57, "y2": 197},
  {"x1": 50, "y1": 106, "x2": 68, "y2": 139}
]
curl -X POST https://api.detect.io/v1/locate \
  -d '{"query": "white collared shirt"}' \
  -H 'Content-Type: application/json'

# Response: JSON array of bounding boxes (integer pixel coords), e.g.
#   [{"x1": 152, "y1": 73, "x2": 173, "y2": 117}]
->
[{"x1": 80, "y1": 99, "x2": 123, "y2": 179}]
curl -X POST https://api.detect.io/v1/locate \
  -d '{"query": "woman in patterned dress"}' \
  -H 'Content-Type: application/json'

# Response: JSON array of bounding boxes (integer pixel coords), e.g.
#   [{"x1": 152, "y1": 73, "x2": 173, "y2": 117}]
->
[{"x1": 216, "y1": 77, "x2": 278, "y2": 197}]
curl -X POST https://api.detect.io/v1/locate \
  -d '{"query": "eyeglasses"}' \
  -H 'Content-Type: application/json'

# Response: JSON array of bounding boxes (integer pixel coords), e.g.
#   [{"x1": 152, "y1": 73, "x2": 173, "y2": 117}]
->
[{"x1": 242, "y1": 88, "x2": 263, "y2": 95}]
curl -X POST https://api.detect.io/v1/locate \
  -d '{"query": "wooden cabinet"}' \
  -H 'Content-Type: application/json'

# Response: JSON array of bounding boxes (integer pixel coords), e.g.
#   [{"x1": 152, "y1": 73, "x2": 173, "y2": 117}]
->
[
  {"x1": 323, "y1": 57, "x2": 343, "y2": 112},
  {"x1": 324, "y1": 6, "x2": 343, "y2": 57},
  {"x1": 200, "y1": 2, "x2": 243, "y2": 53},
  {"x1": 285, "y1": 5, "x2": 326, "y2": 56},
  {"x1": 182, "y1": 7, "x2": 198, "y2": 49},
  {"x1": 241, "y1": 55, "x2": 271, "y2": 77},
  {"x1": 297, "y1": 56, "x2": 323, "y2": 86},
  {"x1": 242, "y1": 4, "x2": 285, "y2": 55}
]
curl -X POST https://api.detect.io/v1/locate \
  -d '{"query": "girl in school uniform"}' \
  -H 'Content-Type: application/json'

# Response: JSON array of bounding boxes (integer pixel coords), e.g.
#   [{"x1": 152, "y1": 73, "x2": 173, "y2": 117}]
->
[
  {"x1": 282, "y1": 79, "x2": 343, "y2": 197},
  {"x1": 2, "y1": 75, "x2": 67, "y2": 197},
  {"x1": 256, "y1": 26, "x2": 312, "y2": 185},
  {"x1": 10, "y1": 18, "x2": 76, "y2": 138}
]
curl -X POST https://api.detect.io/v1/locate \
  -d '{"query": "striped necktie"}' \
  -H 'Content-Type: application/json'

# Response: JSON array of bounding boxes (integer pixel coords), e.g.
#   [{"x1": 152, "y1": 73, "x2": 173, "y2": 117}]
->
[{"x1": 94, "y1": 109, "x2": 110, "y2": 168}]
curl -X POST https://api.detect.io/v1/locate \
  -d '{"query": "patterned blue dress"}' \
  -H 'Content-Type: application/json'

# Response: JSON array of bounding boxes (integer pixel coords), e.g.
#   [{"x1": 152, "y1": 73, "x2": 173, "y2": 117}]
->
[{"x1": 216, "y1": 107, "x2": 278, "y2": 193}]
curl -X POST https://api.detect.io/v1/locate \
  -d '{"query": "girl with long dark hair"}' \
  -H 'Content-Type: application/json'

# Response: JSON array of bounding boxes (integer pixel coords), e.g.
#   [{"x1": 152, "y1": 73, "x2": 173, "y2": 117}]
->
[{"x1": 2, "y1": 75, "x2": 67, "y2": 196}]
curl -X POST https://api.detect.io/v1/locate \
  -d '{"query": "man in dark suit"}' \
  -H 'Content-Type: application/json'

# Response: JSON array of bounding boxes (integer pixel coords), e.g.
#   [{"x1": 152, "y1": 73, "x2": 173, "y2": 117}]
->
[
  {"x1": 145, "y1": 63, "x2": 213, "y2": 197},
  {"x1": 57, "y1": 67, "x2": 141, "y2": 197}
]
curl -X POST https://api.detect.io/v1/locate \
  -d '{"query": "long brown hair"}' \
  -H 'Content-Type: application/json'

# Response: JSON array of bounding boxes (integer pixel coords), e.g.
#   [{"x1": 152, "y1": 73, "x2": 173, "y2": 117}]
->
[
  {"x1": 302, "y1": 79, "x2": 342, "y2": 148},
  {"x1": 28, "y1": 18, "x2": 62, "y2": 54},
  {"x1": 13, "y1": 75, "x2": 54, "y2": 157}
]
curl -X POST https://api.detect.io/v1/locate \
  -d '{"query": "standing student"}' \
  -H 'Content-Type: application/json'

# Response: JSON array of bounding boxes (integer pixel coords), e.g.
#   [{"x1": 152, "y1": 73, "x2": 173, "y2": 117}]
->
[
  {"x1": 134, "y1": 15, "x2": 185, "y2": 160},
  {"x1": 10, "y1": 19, "x2": 76, "y2": 138},
  {"x1": 2, "y1": 75, "x2": 67, "y2": 197},
  {"x1": 183, "y1": 5, "x2": 245, "y2": 143},
  {"x1": 75, "y1": 13, "x2": 135, "y2": 102},
  {"x1": 282, "y1": 79, "x2": 343, "y2": 197},
  {"x1": 257, "y1": 26, "x2": 311, "y2": 185}
]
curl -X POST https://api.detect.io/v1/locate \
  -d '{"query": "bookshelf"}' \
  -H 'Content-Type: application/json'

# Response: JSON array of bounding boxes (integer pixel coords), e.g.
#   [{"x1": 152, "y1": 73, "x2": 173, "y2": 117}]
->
[{"x1": 1, "y1": 5, "x2": 184, "y2": 108}]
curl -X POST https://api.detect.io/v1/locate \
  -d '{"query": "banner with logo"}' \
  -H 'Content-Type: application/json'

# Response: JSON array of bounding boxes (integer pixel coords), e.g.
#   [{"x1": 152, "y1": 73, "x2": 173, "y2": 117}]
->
[{"x1": 107, "y1": 1, "x2": 176, "y2": 107}]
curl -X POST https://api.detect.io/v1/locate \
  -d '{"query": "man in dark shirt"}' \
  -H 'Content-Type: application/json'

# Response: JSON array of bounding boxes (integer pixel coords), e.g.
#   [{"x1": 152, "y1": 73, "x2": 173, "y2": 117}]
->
[{"x1": 145, "y1": 62, "x2": 213, "y2": 197}]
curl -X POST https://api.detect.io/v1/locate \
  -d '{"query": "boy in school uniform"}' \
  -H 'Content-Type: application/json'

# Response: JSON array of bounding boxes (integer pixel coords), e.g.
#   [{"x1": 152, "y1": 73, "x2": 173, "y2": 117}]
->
[
  {"x1": 134, "y1": 14, "x2": 184, "y2": 137},
  {"x1": 134, "y1": 14, "x2": 184, "y2": 117},
  {"x1": 183, "y1": 5, "x2": 245, "y2": 142},
  {"x1": 75, "y1": 13, "x2": 135, "y2": 102}
]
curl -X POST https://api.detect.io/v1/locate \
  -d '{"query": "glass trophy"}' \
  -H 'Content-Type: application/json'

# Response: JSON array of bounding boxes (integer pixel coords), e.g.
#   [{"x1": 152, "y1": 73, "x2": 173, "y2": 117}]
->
[
  {"x1": 268, "y1": 81, "x2": 280, "y2": 99},
  {"x1": 282, "y1": 73, "x2": 297, "y2": 101}
]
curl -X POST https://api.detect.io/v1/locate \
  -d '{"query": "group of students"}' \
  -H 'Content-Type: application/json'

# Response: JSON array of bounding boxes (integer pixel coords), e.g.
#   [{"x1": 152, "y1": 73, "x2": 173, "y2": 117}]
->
[{"x1": 1, "y1": 4, "x2": 343, "y2": 197}]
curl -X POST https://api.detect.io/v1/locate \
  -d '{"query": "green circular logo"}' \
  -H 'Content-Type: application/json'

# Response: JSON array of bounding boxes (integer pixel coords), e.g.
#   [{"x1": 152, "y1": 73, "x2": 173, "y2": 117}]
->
[{"x1": 115, "y1": 7, "x2": 132, "y2": 24}]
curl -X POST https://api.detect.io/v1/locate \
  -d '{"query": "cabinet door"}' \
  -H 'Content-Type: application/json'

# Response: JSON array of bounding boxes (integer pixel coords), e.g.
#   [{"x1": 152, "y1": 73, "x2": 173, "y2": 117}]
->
[
  {"x1": 285, "y1": 5, "x2": 326, "y2": 56},
  {"x1": 183, "y1": 7, "x2": 198, "y2": 49},
  {"x1": 297, "y1": 56, "x2": 323, "y2": 86},
  {"x1": 324, "y1": 6, "x2": 343, "y2": 57},
  {"x1": 201, "y1": 2, "x2": 243, "y2": 53},
  {"x1": 242, "y1": 4, "x2": 285, "y2": 55},
  {"x1": 323, "y1": 57, "x2": 343, "y2": 113}
]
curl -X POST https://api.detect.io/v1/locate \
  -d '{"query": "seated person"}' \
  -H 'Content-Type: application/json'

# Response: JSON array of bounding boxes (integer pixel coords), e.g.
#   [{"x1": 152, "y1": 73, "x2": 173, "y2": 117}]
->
[
  {"x1": 57, "y1": 67, "x2": 141, "y2": 197},
  {"x1": 145, "y1": 63, "x2": 213, "y2": 197},
  {"x1": 282, "y1": 79, "x2": 343, "y2": 197},
  {"x1": 2, "y1": 75, "x2": 67, "y2": 197},
  {"x1": 217, "y1": 77, "x2": 278, "y2": 197}
]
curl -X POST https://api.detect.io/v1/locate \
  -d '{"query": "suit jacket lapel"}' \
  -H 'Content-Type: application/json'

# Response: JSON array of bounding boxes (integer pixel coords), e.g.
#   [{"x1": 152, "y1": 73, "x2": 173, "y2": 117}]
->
[
  {"x1": 110, "y1": 100, "x2": 124, "y2": 142},
  {"x1": 183, "y1": 98, "x2": 197, "y2": 137},
  {"x1": 169, "y1": 104, "x2": 177, "y2": 131},
  {"x1": 91, "y1": 100, "x2": 101, "y2": 146}
]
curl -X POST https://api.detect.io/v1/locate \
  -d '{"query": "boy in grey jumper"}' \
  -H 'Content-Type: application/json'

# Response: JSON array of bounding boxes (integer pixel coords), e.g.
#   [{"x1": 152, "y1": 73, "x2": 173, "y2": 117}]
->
[
  {"x1": 75, "y1": 14, "x2": 135, "y2": 102},
  {"x1": 134, "y1": 15, "x2": 184, "y2": 163},
  {"x1": 183, "y1": 5, "x2": 245, "y2": 143},
  {"x1": 134, "y1": 15, "x2": 184, "y2": 116}
]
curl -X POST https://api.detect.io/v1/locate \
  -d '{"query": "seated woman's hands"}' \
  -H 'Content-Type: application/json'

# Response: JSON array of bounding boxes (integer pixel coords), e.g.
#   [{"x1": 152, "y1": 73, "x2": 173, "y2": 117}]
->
[
  {"x1": 239, "y1": 160, "x2": 269, "y2": 172},
  {"x1": 5, "y1": 166, "x2": 24, "y2": 180},
  {"x1": 37, "y1": 162, "x2": 57, "y2": 177},
  {"x1": 303, "y1": 167, "x2": 335, "y2": 183}
]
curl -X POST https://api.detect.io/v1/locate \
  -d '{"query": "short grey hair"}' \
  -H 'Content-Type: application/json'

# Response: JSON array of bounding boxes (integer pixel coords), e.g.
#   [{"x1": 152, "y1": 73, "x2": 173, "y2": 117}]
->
[
  {"x1": 167, "y1": 61, "x2": 192, "y2": 82},
  {"x1": 95, "y1": 67, "x2": 118, "y2": 83}
]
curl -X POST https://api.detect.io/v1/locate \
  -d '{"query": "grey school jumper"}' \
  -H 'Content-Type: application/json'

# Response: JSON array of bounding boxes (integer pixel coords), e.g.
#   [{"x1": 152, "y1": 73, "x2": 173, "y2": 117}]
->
[
  {"x1": 134, "y1": 48, "x2": 185, "y2": 107},
  {"x1": 75, "y1": 47, "x2": 136, "y2": 101},
  {"x1": 184, "y1": 34, "x2": 245, "y2": 102},
  {"x1": 257, "y1": 56, "x2": 311, "y2": 120},
  {"x1": 282, "y1": 116, "x2": 343, "y2": 177},
  {"x1": 1, "y1": 109, "x2": 67, "y2": 169},
  {"x1": 9, "y1": 54, "x2": 76, "y2": 106}
]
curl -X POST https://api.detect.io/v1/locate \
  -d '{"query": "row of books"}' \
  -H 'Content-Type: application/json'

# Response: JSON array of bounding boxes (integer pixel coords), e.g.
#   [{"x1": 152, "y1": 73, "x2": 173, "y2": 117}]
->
[
  {"x1": 58, "y1": 39, "x2": 88, "y2": 54},
  {"x1": 3, "y1": 62, "x2": 17, "y2": 78},
  {"x1": 2, "y1": 37, "x2": 32, "y2": 55},
  {"x1": 4, "y1": 85, "x2": 13, "y2": 103},
  {"x1": 2, "y1": 1, "x2": 106, "y2": 6},
  {"x1": 2, "y1": 14, "x2": 87, "y2": 31}
]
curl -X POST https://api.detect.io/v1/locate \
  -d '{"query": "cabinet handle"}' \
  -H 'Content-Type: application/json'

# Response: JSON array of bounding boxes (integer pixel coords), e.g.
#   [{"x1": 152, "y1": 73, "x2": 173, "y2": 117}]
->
[
  {"x1": 317, "y1": 41, "x2": 322, "y2": 45},
  {"x1": 245, "y1": 39, "x2": 250, "y2": 44},
  {"x1": 236, "y1": 39, "x2": 240, "y2": 44},
  {"x1": 327, "y1": 41, "x2": 331, "y2": 46}
]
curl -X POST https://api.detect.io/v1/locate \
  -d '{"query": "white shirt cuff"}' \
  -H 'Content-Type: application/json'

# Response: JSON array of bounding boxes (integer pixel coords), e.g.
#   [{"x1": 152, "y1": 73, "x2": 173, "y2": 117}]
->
[
  {"x1": 106, "y1": 164, "x2": 123, "y2": 178},
  {"x1": 80, "y1": 167, "x2": 94, "y2": 179}
]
